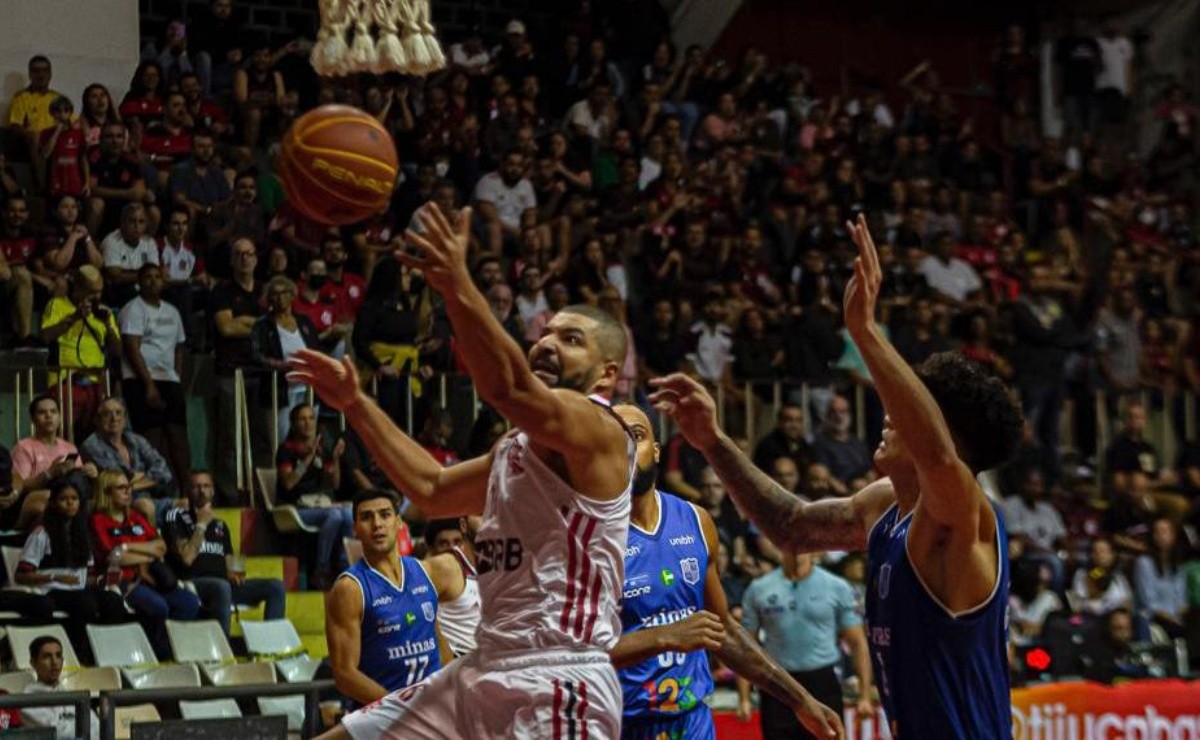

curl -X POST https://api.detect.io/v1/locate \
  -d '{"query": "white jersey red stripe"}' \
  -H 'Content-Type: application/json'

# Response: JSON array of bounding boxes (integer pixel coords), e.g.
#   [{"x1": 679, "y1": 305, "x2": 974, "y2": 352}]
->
[{"x1": 475, "y1": 406, "x2": 634, "y2": 655}]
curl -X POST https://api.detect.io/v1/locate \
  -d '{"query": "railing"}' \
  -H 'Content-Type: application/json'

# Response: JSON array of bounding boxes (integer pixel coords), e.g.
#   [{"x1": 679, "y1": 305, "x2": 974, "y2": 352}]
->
[
  {"x1": 0, "y1": 689, "x2": 91, "y2": 738},
  {"x1": 98, "y1": 680, "x2": 334, "y2": 740},
  {"x1": 9, "y1": 365, "x2": 113, "y2": 443}
]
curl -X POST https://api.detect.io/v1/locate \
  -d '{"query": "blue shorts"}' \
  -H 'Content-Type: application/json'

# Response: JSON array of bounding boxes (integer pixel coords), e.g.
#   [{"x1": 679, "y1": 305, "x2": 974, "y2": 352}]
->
[{"x1": 620, "y1": 706, "x2": 715, "y2": 740}]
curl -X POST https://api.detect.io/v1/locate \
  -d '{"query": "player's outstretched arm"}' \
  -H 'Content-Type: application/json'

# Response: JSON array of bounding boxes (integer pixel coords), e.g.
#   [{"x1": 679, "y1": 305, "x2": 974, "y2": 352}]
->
[
  {"x1": 402, "y1": 204, "x2": 627, "y2": 467},
  {"x1": 650, "y1": 373, "x2": 891, "y2": 554},
  {"x1": 842, "y1": 215, "x2": 981, "y2": 526},
  {"x1": 288, "y1": 350, "x2": 489, "y2": 517},
  {"x1": 697, "y1": 506, "x2": 844, "y2": 740},
  {"x1": 609, "y1": 610, "x2": 725, "y2": 670},
  {"x1": 326, "y1": 576, "x2": 390, "y2": 706}
]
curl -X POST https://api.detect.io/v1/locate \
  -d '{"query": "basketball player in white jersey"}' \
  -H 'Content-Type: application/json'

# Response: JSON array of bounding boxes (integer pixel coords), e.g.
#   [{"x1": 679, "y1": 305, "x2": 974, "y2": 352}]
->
[
  {"x1": 424, "y1": 518, "x2": 481, "y2": 657},
  {"x1": 295, "y1": 203, "x2": 635, "y2": 739},
  {"x1": 328, "y1": 490, "x2": 463, "y2": 708}
]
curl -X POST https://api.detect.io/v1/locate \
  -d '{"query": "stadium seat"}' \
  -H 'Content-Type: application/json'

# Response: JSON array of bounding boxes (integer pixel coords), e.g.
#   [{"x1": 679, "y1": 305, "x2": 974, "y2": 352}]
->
[
  {"x1": 122, "y1": 662, "x2": 202, "y2": 690},
  {"x1": 166, "y1": 619, "x2": 235, "y2": 665},
  {"x1": 204, "y1": 660, "x2": 276, "y2": 686},
  {"x1": 179, "y1": 698, "x2": 243, "y2": 720},
  {"x1": 257, "y1": 695, "x2": 306, "y2": 732},
  {"x1": 0, "y1": 669, "x2": 34, "y2": 694},
  {"x1": 285, "y1": 593, "x2": 326, "y2": 635},
  {"x1": 256, "y1": 467, "x2": 318, "y2": 535},
  {"x1": 275, "y1": 654, "x2": 322, "y2": 683},
  {"x1": 114, "y1": 704, "x2": 162, "y2": 740},
  {"x1": 86, "y1": 623, "x2": 156, "y2": 668},
  {"x1": 60, "y1": 666, "x2": 122, "y2": 693},
  {"x1": 213, "y1": 508, "x2": 244, "y2": 555},
  {"x1": 241, "y1": 619, "x2": 305, "y2": 657},
  {"x1": 7, "y1": 624, "x2": 80, "y2": 669}
]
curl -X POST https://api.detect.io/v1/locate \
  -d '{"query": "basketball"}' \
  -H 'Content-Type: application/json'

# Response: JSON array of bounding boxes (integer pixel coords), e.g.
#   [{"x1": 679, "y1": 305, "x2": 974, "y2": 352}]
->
[{"x1": 279, "y1": 104, "x2": 399, "y2": 225}]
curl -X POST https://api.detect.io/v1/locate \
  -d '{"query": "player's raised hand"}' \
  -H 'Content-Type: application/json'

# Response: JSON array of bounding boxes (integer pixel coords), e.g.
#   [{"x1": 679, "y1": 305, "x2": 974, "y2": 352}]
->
[
  {"x1": 843, "y1": 213, "x2": 882, "y2": 338},
  {"x1": 795, "y1": 694, "x2": 846, "y2": 740},
  {"x1": 287, "y1": 349, "x2": 362, "y2": 411},
  {"x1": 648, "y1": 373, "x2": 721, "y2": 451},
  {"x1": 399, "y1": 203, "x2": 473, "y2": 293},
  {"x1": 665, "y1": 610, "x2": 726, "y2": 652}
]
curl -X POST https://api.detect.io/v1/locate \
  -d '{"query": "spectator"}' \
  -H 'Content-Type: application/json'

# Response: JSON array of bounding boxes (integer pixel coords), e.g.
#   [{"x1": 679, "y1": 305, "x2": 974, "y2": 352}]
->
[
  {"x1": 275, "y1": 403, "x2": 351, "y2": 589},
  {"x1": 7, "y1": 56, "x2": 64, "y2": 163},
  {"x1": 37, "y1": 96, "x2": 88, "y2": 202},
  {"x1": 140, "y1": 92, "x2": 196, "y2": 186},
  {"x1": 209, "y1": 238, "x2": 268, "y2": 504},
  {"x1": 752, "y1": 403, "x2": 810, "y2": 477},
  {"x1": 233, "y1": 36, "x2": 286, "y2": 149},
  {"x1": 157, "y1": 207, "x2": 206, "y2": 341},
  {"x1": 39, "y1": 266, "x2": 121, "y2": 442},
  {"x1": 661, "y1": 429, "x2": 707, "y2": 503},
  {"x1": 0, "y1": 194, "x2": 38, "y2": 344},
  {"x1": 14, "y1": 479, "x2": 129, "y2": 663},
  {"x1": 206, "y1": 172, "x2": 267, "y2": 278},
  {"x1": 1080, "y1": 608, "x2": 1149, "y2": 684},
  {"x1": 1056, "y1": 23, "x2": 1102, "y2": 134},
  {"x1": 162, "y1": 470, "x2": 285, "y2": 635},
  {"x1": 189, "y1": 0, "x2": 246, "y2": 95},
  {"x1": 894, "y1": 297, "x2": 954, "y2": 365},
  {"x1": 80, "y1": 396, "x2": 175, "y2": 525},
  {"x1": 685, "y1": 292, "x2": 733, "y2": 388},
  {"x1": 416, "y1": 407, "x2": 460, "y2": 468},
  {"x1": 1096, "y1": 288, "x2": 1142, "y2": 401},
  {"x1": 100, "y1": 203, "x2": 160, "y2": 307},
  {"x1": 87, "y1": 122, "x2": 153, "y2": 237},
  {"x1": 10, "y1": 395, "x2": 95, "y2": 528},
  {"x1": 169, "y1": 130, "x2": 229, "y2": 221},
  {"x1": 474, "y1": 150, "x2": 536, "y2": 254},
  {"x1": 486, "y1": 282, "x2": 525, "y2": 348},
  {"x1": 1069, "y1": 537, "x2": 1133, "y2": 617},
  {"x1": 37, "y1": 195, "x2": 103, "y2": 290},
  {"x1": 739, "y1": 551, "x2": 875, "y2": 735},
  {"x1": 1096, "y1": 21, "x2": 1134, "y2": 128},
  {"x1": 252, "y1": 275, "x2": 320, "y2": 439},
  {"x1": 179, "y1": 72, "x2": 230, "y2": 138},
  {"x1": 322, "y1": 236, "x2": 366, "y2": 316},
  {"x1": 918, "y1": 232, "x2": 983, "y2": 307},
  {"x1": 514, "y1": 264, "x2": 547, "y2": 334},
  {"x1": 809, "y1": 394, "x2": 874, "y2": 489},
  {"x1": 21, "y1": 635, "x2": 101, "y2": 739},
  {"x1": 565, "y1": 83, "x2": 616, "y2": 144},
  {"x1": 1002, "y1": 466, "x2": 1068, "y2": 588},
  {"x1": 1008, "y1": 558, "x2": 1064, "y2": 646},
  {"x1": 635, "y1": 297, "x2": 688, "y2": 381},
  {"x1": 293, "y1": 258, "x2": 352, "y2": 356},
  {"x1": 1132, "y1": 517, "x2": 1188, "y2": 640},
  {"x1": 119, "y1": 61, "x2": 167, "y2": 140},
  {"x1": 90, "y1": 468, "x2": 200, "y2": 657},
  {"x1": 119, "y1": 264, "x2": 189, "y2": 480}
]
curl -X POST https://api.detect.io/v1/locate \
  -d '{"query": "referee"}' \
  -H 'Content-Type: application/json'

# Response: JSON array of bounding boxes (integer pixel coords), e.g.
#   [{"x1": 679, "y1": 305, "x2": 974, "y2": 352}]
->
[{"x1": 739, "y1": 550, "x2": 876, "y2": 738}]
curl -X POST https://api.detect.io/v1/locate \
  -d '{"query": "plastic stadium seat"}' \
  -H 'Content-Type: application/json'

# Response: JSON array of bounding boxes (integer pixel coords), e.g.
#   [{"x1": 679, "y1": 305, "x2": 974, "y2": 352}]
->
[
  {"x1": 204, "y1": 661, "x2": 276, "y2": 686},
  {"x1": 0, "y1": 547, "x2": 67, "y2": 618},
  {"x1": 256, "y1": 467, "x2": 318, "y2": 535},
  {"x1": 299, "y1": 633, "x2": 328, "y2": 659},
  {"x1": 213, "y1": 508, "x2": 243, "y2": 555},
  {"x1": 243, "y1": 556, "x2": 285, "y2": 582},
  {"x1": 7, "y1": 624, "x2": 80, "y2": 669},
  {"x1": 285, "y1": 593, "x2": 326, "y2": 635},
  {"x1": 86, "y1": 623, "x2": 156, "y2": 668},
  {"x1": 179, "y1": 698, "x2": 242, "y2": 720},
  {"x1": 0, "y1": 670, "x2": 34, "y2": 694},
  {"x1": 60, "y1": 666, "x2": 121, "y2": 693},
  {"x1": 122, "y1": 662, "x2": 201, "y2": 690},
  {"x1": 257, "y1": 695, "x2": 306, "y2": 732},
  {"x1": 114, "y1": 704, "x2": 161, "y2": 740},
  {"x1": 166, "y1": 620, "x2": 235, "y2": 664},
  {"x1": 241, "y1": 619, "x2": 305, "y2": 657},
  {"x1": 275, "y1": 655, "x2": 322, "y2": 683}
]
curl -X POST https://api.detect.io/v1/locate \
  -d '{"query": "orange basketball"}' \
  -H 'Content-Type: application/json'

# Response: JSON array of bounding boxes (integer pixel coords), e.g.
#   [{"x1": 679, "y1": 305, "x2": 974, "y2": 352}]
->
[{"x1": 279, "y1": 104, "x2": 399, "y2": 225}]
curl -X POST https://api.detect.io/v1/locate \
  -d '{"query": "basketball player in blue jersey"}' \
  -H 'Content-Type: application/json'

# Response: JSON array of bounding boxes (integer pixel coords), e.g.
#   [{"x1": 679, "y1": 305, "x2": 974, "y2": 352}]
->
[
  {"x1": 327, "y1": 489, "x2": 465, "y2": 708},
  {"x1": 650, "y1": 215, "x2": 1024, "y2": 738},
  {"x1": 609, "y1": 404, "x2": 842, "y2": 740}
]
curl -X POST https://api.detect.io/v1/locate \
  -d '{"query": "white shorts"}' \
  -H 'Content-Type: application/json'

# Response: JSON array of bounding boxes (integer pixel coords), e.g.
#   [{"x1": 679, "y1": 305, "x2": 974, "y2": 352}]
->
[{"x1": 342, "y1": 649, "x2": 621, "y2": 739}]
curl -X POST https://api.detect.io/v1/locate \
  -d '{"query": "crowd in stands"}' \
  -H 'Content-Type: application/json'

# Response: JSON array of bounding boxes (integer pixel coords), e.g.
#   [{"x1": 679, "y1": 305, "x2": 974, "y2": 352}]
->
[{"x1": 0, "y1": 0, "x2": 1199, "y2": 713}]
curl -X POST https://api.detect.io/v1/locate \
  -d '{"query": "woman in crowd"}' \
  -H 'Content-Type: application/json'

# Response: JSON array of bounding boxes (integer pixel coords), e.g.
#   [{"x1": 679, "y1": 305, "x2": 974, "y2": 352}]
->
[
  {"x1": 1069, "y1": 536, "x2": 1134, "y2": 617},
  {"x1": 275, "y1": 403, "x2": 350, "y2": 590},
  {"x1": 1132, "y1": 517, "x2": 1188, "y2": 640},
  {"x1": 37, "y1": 195, "x2": 103, "y2": 291},
  {"x1": 252, "y1": 275, "x2": 320, "y2": 440},
  {"x1": 90, "y1": 469, "x2": 200, "y2": 658},
  {"x1": 118, "y1": 61, "x2": 166, "y2": 142},
  {"x1": 15, "y1": 479, "x2": 129, "y2": 663},
  {"x1": 1008, "y1": 556, "x2": 1064, "y2": 646},
  {"x1": 80, "y1": 83, "x2": 121, "y2": 149}
]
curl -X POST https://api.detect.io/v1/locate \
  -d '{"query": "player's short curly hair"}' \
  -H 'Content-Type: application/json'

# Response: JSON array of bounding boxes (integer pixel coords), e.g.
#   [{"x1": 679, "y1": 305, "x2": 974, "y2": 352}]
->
[{"x1": 914, "y1": 352, "x2": 1024, "y2": 473}]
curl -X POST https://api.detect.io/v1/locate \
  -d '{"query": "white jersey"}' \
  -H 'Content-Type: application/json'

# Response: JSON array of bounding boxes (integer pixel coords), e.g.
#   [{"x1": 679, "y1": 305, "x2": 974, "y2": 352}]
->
[
  {"x1": 475, "y1": 403, "x2": 634, "y2": 655},
  {"x1": 438, "y1": 547, "x2": 481, "y2": 657}
]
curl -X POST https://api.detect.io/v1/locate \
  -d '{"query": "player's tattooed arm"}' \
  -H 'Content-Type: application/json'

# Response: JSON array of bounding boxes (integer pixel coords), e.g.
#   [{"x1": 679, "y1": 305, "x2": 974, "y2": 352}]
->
[{"x1": 706, "y1": 436, "x2": 875, "y2": 553}]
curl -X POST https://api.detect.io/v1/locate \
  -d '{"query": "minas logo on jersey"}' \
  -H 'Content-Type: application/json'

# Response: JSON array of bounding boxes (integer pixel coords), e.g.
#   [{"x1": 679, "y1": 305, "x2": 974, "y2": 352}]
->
[{"x1": 1011, "y1": 703, "x2": 1200, "y2": 739}]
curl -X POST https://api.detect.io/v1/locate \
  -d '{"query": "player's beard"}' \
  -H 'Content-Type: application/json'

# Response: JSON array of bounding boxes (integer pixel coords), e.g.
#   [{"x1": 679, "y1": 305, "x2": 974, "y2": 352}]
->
[
  {"x1": 551, "y1": 364, "x2": 599, "y2": 393},
  {"x1": 631, "y1": 461, "x2": 658, "y2": 496}
]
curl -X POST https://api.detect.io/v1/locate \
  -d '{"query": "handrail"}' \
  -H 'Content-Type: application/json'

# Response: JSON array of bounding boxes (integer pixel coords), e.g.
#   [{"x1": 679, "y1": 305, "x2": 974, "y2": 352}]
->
[
  {"x1": 97, "y1": 679, "x2": 335, "y2": 740},
  {"x1": 0, "y1": 689, "x2": 91, "y2": 738}
]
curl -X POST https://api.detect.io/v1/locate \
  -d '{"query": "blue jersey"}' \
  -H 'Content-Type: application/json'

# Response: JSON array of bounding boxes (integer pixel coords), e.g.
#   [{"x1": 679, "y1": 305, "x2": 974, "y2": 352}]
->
[
  {"x1": 618, "y1": 490, "x2": 713, "y2": 723},
  {"x1": 865, "y1": 502, "x2": 1011, "y2": 738},
  {"x1": 340, "y1": 556, "x2": 442, "y2": 701}
]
